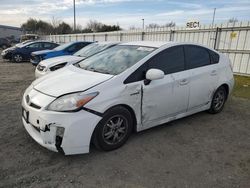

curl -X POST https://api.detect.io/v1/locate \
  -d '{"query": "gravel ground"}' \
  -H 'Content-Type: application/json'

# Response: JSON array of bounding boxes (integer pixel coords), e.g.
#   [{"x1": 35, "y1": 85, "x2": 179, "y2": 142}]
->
[{"x1": 0, "y1": 56, "x2": 250, "y2": 188}]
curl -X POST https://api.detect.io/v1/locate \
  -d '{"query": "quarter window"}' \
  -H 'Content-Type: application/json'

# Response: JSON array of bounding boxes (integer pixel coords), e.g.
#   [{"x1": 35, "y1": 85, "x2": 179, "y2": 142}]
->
[
  {"x1": 184, "y1": 45, "x2": 210, "y2": 69},
  {"x1": 147, "y1": 46, "x2": 185, "y2": 74}
]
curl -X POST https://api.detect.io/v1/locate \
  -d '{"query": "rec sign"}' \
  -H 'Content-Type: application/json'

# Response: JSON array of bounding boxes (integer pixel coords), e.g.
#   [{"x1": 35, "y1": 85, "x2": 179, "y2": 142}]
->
[{"x1": 186, "y1": 21, "x2": 200, "y2": 29}]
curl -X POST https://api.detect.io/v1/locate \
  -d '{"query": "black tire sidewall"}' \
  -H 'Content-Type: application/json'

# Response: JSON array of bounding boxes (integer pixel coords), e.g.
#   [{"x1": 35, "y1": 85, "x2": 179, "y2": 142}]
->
[
  {"x1": 93, "y1": 106, "x2": 133, "y2": 151},
  {"x1": 209, "y1": 86, "x2": 227, "y2": 114}
]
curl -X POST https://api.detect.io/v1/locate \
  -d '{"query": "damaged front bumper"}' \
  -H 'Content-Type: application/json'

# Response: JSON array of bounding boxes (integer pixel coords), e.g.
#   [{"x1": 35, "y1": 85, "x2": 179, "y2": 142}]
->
[
  {"x1": 21, "y1": 87, "x2": 102, "y2": 155},
  {"x1": 22, "y1": 117, "x2": 61, "y2": 152}
]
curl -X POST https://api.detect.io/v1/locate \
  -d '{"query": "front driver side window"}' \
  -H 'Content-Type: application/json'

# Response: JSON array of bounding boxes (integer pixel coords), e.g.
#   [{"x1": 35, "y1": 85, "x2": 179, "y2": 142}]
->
[
  {"x1": 26, "y1": 43, "x2": 41, "y2": 48},
  {"x1": 124, "y1": 46, "x2": 185, "y2": 84},
  {"x1": 147, "y1": 46, "x2": 185, "y2": 74}
]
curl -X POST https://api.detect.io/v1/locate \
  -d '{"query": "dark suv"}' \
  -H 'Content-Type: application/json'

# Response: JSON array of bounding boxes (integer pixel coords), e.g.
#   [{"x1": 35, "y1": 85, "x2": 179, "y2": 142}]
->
[{"x1": 0, "y1": 38, "x2": 11, "y2": 49}]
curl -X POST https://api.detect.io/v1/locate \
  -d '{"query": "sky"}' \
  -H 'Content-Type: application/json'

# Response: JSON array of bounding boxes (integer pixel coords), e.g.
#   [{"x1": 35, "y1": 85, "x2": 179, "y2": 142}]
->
[{"x1": 0, "y1": 0, "x2": 250, "y2": 29}]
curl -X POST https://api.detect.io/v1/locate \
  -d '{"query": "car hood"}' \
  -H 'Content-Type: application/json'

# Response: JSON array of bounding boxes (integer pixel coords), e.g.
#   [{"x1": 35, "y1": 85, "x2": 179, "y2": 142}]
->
[
  {"x1": 32, "y1": 49, "x2": 54, "y2": 55},
  {"x1": 3, "y1": 46, "x2": 16, "y2": 52},
  {"x1": 39, "y1": 55, "x2": 84, "y2": 68},
  {"x1": 33, "y1": 65, "x2": 114, "y2": 97}
]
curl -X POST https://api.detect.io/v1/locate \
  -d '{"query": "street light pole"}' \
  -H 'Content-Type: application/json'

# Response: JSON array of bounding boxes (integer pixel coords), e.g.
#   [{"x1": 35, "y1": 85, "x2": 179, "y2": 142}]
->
[
  {"x1": 73, "y1": 0, "x2": 76, "y2": 32},
  {"x1": 142, "y1": 19, "x2": 144, "y2": 30},
  {"x1": 211, "y1": 8, "x2": 216, "y2": 29}
]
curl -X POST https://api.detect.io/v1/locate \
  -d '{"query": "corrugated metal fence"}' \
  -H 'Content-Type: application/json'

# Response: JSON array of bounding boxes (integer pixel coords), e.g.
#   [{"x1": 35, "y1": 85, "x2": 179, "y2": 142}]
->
[{"x1": 42, "y1": 22, "x2": 250, "y2": 75}]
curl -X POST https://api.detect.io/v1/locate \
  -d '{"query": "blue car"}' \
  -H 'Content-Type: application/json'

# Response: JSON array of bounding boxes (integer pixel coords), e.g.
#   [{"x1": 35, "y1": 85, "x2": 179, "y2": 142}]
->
[
  {"x1": 30, "y1": 41, "x2": 92, "y2": 65},
  {"x1": 1, "y1": 41, "x2": 59, "y2": 63}
]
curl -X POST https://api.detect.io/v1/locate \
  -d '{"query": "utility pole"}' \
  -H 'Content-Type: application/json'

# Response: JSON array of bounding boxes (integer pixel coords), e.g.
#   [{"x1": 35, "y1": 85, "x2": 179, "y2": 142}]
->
[
  {"x1": 142, "y1": 19, "x2": 144, "y2": 30},
  {"x1": 73, "y1": 0, "x2": 76, "y2": 32},
  {"x1": 211, "y1": 8, "x2": 216, "y2": 29}
]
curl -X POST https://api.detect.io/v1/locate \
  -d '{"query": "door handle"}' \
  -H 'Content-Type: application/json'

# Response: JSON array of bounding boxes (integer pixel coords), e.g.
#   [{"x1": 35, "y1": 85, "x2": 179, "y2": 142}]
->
[
  {"x1": 210, "y1": 70, "x2": 217, "y2": 76},
  {"x1": 179, "y1": 79, "x2": 189, "y2": 85}
]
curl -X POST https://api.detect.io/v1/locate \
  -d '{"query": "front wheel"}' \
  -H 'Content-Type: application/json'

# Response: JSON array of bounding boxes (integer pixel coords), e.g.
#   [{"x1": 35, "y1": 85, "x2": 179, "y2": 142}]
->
[
  {"x1": 93, "y1": 106, "x2": 133, "y2": 151},
  {"x1": 208, "y1": 86, "x2": 227, "y2": 114},
  {"x1": 13, "y1": 53, "x2": 23, "y2": 63}
]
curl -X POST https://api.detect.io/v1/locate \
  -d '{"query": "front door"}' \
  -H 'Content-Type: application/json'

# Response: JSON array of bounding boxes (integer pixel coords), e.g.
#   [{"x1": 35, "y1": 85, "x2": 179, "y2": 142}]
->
[{"x1": 141, "y1": 45, "x2": 189, "y2": 128}]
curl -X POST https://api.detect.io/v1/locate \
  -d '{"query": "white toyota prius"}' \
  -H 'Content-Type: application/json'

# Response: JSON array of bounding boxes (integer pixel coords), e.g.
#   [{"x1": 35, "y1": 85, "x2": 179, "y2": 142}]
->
[{"x1": 22, "y1": 41, "x2": 234, "y2": 155}]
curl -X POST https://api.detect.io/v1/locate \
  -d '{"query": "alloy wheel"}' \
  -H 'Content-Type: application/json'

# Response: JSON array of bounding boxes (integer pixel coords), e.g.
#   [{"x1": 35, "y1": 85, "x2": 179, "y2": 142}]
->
[
  {"x1": 102, "y1": 115, "x2": 128, "y2": 145},
  {"x1": 14, "y1": 54, "x2": 22, "y2": 62},
  {"x1": 213, "y1": 89, "x2": 225, "y2": 111}
]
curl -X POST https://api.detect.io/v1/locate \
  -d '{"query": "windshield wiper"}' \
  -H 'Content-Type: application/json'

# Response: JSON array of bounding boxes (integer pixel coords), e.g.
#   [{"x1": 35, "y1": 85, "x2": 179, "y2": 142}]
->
[{"x1": 86, "y1": 67, "x2": 111, "y2": 74}]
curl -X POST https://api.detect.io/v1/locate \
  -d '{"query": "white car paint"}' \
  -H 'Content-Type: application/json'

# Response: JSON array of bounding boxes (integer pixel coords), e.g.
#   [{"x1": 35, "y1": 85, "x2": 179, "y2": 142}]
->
[
  {"x1": 35, "y1": 42, "x2": 119, "y2": 78},
  {"x1": 35, "y1": 55, "x2": 84, "y2": 78},
  {"x1": 22, "y1": 41, "x2": 234, "y2": 155}
]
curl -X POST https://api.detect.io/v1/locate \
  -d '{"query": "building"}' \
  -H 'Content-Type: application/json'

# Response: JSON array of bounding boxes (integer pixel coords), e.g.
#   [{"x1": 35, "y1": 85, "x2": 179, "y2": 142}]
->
[{"x1": 0, "y1": 24, "x2": 24, "y2": 40}]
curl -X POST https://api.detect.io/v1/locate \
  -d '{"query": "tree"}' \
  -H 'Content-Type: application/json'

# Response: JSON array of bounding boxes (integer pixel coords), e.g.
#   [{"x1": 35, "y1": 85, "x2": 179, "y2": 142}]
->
[
  {"x1": 146, "y1": 22, "x2": 175, "y2": 29},
  {"x1": 147, "y1": 23, "x2": 160, "y2": 28},
  {"x1": 164, "y1": 21, "x2": 175, "y2": 27},
  {"x1": 21, "y1": 18, "x2": 38, "y2": 33},
  {"x1": 228, "y1": 17, "x2": 238, "y2": 24},
  {"x1": 21, "y1": 18, "x2": 122, "y2": 34},
  {"x1": 85, "y1": 20, "x2": 121, "y2": 32},
  {"x1": 56, "y1": 22, "x2": 72, "y2": 34}
]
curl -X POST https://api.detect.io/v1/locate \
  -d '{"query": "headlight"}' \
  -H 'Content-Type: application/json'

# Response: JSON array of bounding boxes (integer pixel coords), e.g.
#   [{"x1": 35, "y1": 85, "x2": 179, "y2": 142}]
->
[{"x1": 47, "y1": 92, "x2": 99, "y2": 112}]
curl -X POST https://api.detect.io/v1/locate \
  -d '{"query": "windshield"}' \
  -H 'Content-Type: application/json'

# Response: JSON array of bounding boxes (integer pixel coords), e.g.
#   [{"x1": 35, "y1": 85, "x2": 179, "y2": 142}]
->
[
  {"x1": 74, "y1": 43, "x2": 111, "y2": 57},
  {"x1": 53, "y1": 42, "x2": 74, "y2": 51},
  {"x1": 76, "y1": 45, "x2": 156, "y2": 75}
]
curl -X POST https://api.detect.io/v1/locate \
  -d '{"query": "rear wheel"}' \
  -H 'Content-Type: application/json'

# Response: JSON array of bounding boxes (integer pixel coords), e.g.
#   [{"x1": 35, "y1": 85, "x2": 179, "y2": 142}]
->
[
  {"x1": 208, "y1": 86, "x2": 227, "y2": 114},
  {"x1": 93, "y1": 106, "x2": 133, "y2": 151},
  {"x1": 13, "y1": 53, "x2": 23, "y2": 63}
]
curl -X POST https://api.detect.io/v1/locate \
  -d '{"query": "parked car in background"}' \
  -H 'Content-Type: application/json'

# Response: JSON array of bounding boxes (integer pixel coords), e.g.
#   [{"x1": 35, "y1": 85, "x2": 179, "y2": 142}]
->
[
  {"x1": 1, "y1": 41, "x2": 59, "y2": 62},
  {"x1": 0, "y1": 38, "x2": 11, "y2": 49},
  {"x1": 20, "y1": 34, "x2": 39, "y2": 42},
  {"x1": 35, "y1": 42, "x2": 119, "y2": 78},
  {"x1": 22, "y1": 41, "x2": 234, "y2": 155},
  {"x1": 30, "y1": 41, "x2": 92, "y2": 66}
]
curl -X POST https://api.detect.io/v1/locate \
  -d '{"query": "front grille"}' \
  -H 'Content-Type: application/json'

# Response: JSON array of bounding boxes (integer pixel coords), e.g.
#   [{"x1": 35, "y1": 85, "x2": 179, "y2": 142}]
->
[{"x1": 37, "y1": 65, "x2": 46, "y2": 71}]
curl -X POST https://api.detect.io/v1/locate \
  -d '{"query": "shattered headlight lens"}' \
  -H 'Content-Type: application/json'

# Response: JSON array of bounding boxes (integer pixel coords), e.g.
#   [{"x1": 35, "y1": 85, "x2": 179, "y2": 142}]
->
[{"x1": 47, "y1": 92, "x2": 99, "y2": 112}]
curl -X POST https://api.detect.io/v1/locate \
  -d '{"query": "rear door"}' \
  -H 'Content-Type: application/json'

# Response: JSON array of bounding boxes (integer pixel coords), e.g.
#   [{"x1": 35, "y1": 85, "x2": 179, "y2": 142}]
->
[{"x1": 184, "y1": 45, "x2": 219, "y2": 110}]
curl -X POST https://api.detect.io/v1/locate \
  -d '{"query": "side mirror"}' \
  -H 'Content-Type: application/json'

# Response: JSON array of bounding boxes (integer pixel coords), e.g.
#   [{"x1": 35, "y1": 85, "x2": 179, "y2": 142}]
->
[
  {"x1": 146, "y1": 68, "x2": 164, "y2": 81},
  {"x1": 144, "y1": 69, "x2": 164, "y2": 85}
]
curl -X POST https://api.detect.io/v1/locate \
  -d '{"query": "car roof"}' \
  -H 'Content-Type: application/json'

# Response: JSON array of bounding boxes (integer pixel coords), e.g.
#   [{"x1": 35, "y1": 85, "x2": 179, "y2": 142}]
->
[
  {"x1": 96, "y1": 41, "x2": 120, "y2": 45},
  {"x1": 119, "y1": 41, "x2": 173, "y2": 48},
  {"x1": 118, "y1": 41, "x2": 217, "y2": 52}
]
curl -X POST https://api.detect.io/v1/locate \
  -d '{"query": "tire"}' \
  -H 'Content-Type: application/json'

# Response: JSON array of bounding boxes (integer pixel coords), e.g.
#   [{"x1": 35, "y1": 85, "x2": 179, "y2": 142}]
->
[
  {"x1": 13, "y1": 53, "x2": 23, "y2": 63},
  {"x1": 93, "y1": 106, "x2": 133, "y2": 151},
  {"x1": 208, "y1": 86, "x2": 227, "y2": 114}
]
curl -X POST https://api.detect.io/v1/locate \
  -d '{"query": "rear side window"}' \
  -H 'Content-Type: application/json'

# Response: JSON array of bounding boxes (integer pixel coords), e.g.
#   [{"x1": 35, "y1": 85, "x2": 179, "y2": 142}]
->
[
  {"x1": 43, "y1": 43, "x2": 54, "y2": 48},
  {"x1": 184, "y1": 45, "x2": 210, "y2": 69},
  {"x1": 147, "y1": 46, "x2": 185, "y2": 74},
  {"x1": 208, "y1": 50, "x2": 220, "y2": 64}
]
